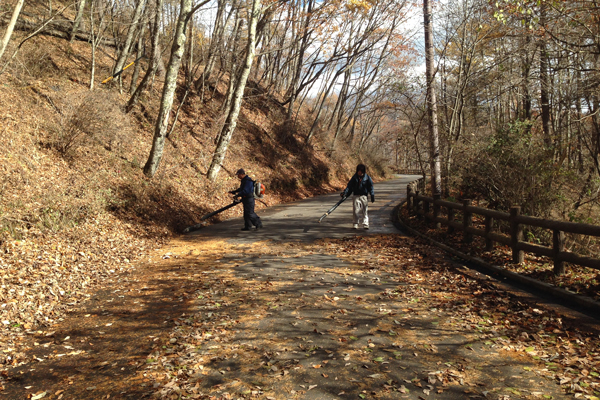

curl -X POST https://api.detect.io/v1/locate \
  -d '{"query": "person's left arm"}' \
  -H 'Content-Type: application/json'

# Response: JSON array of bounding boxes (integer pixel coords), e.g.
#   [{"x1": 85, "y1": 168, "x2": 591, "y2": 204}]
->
[
  {"x1": 341, "y1": 176, "x2": 352, "y2": 198},
  {"x1": 368, "y1": 176, "x2": 374, "y2": 202}
]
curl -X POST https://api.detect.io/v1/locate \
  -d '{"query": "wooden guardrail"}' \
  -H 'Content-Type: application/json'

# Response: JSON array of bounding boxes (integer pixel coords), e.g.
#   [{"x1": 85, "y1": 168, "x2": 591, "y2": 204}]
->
[
  {"x1": 397, "y1": 169, "x2": 425, "y2": 176},
  {"x1": 406, "y1": 179, "x2": 600, "y2": 275}
]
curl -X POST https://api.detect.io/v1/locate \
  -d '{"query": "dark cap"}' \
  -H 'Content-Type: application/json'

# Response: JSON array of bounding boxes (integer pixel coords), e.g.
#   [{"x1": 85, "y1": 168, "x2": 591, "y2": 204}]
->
[{"x1": 235, "y1": 168, "x2": 245, "y2": 175}]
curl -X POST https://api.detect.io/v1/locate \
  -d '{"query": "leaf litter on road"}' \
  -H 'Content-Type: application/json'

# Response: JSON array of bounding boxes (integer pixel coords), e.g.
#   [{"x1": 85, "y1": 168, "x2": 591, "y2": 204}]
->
[
  {"x1": 1, "y1": 234, "x2": 599, "y2": 399},
  {"x1": 123, "y1": 235, "x2": 600, "y2": 399}
]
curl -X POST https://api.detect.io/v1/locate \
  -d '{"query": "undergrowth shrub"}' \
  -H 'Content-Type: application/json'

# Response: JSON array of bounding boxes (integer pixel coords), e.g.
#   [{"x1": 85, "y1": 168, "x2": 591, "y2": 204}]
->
[
  {"x1": 274, "y1": 119, "x2": 303, "y2": 147},
  {"x1": 110, "y1": 177, "x2": 201, "y2": 232},
  {"x1": 459, "y1": 120, "x2": 569, "y2": 218},
  {"x1": 9, "y1": 39, "x2": 59, "y2": 79},
  {"x1": 49, "y1": 91, "x2": 131, "y2": 156}
]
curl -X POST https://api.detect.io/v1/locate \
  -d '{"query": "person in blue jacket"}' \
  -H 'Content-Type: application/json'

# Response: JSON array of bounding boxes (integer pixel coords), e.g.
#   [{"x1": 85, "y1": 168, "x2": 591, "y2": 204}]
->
[
  {"x1": 229, "y1": 168, "x2": 263, "y2": 231},
  {"x1": 341, "y1": 164, "x2": 374, "y2": 229}
]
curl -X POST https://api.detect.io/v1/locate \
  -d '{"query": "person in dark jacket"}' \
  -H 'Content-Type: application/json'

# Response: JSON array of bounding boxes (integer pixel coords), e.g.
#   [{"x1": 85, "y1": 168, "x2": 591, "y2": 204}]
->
[
  {"x1": 341, "y1": 164, "x2": 374, "y2": 229},
  {"x1": 229, "y1": 168, "x2": 263, "y2": 231}
]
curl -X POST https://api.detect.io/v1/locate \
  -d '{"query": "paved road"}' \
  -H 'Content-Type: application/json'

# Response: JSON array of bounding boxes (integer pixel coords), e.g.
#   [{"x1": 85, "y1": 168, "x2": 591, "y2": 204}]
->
[
  {"x1": 190, "y1": 175, "x2": 421, "y2": 242},
  {"x1": 4, "y1": 175, "x2": 588, "y2": 399},
  {"x1": 173, "y1": 175, "x2": 579, "y2": 400}
]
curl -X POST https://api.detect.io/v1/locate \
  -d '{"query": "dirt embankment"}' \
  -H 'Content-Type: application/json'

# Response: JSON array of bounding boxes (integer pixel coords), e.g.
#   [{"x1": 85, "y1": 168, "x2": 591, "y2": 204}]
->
[{"x1": 0, "y1": 28, "x2": 382, "y2": 372}]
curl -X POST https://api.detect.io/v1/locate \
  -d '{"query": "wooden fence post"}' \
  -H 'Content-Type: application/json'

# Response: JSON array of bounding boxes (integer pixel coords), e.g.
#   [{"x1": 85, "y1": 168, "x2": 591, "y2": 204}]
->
[
  {"x1": 447, "y1": 207, "x2": 455, "y2": 234},
  {"x1": 423, "y1": 198, "x2": 430, "y2": 221},
  {"x1": 510, "y1": 206, "x2": 524, "y2": 263},
  {"x1": 414, "y1": 190, "x2": 421, "y2": 219},
  {"x1": 407, "y1": 185, "x2": 412, "y2": 213},
  {"x1": 553, "y1": 229, "x2": 565, "y2": 275},
  {"x1": 463, "y1": 199, "x2": 473, "y2": 243},
  {"x1": 433, "y1": 194, "x2": 441, "y2": 229},
  {"x1": 484, "y1": 216, "x2": 494, "y2": 251}
]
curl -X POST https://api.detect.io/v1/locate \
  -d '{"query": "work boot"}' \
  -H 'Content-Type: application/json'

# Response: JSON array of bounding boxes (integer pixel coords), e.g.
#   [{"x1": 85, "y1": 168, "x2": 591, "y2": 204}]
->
[
  {"x1": 256, "y1": 222, "x2": 263, "y2": 230},
  {"x1": 241, "y1": 227, "x2": 251, "y2": 231}
]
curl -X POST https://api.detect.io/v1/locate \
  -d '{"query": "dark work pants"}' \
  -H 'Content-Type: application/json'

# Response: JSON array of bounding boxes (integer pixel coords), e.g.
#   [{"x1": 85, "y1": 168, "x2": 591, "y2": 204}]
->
[{"x1": 242, "y1": 197, "x2": 261, "y2": 228}]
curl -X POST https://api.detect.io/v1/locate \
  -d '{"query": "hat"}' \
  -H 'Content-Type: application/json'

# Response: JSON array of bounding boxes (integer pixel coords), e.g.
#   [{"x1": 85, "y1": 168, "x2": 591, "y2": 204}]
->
[{"x1": 235, "y1": 168, "x2": 245, "y2": 175}]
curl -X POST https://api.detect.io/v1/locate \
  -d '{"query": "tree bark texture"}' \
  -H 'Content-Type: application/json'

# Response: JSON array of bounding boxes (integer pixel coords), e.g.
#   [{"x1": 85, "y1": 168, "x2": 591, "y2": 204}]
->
[
  {"x1": 423, "y1": 0, "x2": 442, "y2": 195},
  {"x1": 129, "y1": 22, "x2": 146, "y2": 94},
  {"x1": 113, "y1": 0, "x2": 147, "y2": 80},
  {"x1": 0, "y1": 0, "x2": 26, "y2": 61},
  {"x1": 126, "y1": 0, "x2": 163, "y2": 113},
  {"x1": 207, "y1": 0, "x2": 262, "y2": 181},
  {"x1": 70, "y1": 0, "x2": 87, "y2": 42},
  {"x1": 143, "y1": 0, "x2": 193, "y2": 177}
]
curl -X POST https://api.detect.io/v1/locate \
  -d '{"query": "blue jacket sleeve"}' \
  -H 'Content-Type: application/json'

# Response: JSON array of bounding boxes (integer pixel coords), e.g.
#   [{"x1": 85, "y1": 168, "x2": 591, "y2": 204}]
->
[
  {"x1": 367, "y1": 176, "x2": 374, "y2": 196},
  {"x1": 342, "y1": 176, "x2": 355, "y2": 197}
]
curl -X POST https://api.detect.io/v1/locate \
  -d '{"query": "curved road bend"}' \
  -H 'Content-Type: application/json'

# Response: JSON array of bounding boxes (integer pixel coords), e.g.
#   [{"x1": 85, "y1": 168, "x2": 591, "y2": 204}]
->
[
  {"x1": 189, "y1": 175, "x2": 421, "y2": 243},
  {"x1": 3, "y1": 175, "x2": 585, "y2": 399}
]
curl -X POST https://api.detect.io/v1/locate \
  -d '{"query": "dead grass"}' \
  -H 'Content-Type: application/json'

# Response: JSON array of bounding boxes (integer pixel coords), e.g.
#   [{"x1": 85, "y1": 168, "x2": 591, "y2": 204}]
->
[{"x1": 46, "y1": 90, "x2": 131, "y2": 156}]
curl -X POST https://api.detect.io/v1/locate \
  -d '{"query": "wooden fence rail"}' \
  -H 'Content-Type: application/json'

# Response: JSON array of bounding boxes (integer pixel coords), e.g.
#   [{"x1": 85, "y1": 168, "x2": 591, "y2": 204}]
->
[
  {"x1": 397, "y1": 169, "x2": 425, "y2": 176},
  {"x1": 406, "y1": 179, "x2": 600, "y2": 275}
]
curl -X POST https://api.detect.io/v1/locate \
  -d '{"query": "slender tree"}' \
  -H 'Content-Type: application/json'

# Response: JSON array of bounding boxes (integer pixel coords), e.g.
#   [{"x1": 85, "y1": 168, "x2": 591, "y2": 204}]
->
[
  {"x1": 113, "y1": 0, "x2": 148, "y2": 90},
  {"x1": 0, "y1": 0, "x2": 26, "y2": 61},
  {"x1": 206, "y1": 0, "x2": 263, "y2": 181},
  {"x1": 127, "y1": 0, "x2": 163, "y2": 112},
  {"x1": 70, "y1": 0, "x2": 87, "y2": 42},
  {"x1": 144, "y1": 0, "x2": 205, "y2": 177},
  {"x1": 423, "y1": 0, "x2": 442, "y2": 195},
  {"x1": 129, "y1": 21, "x2": 146, "y2": 94}
]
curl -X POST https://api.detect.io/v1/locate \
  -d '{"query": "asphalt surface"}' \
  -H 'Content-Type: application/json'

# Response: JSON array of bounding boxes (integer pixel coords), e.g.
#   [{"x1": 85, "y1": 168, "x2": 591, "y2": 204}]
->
[
  {"x1": 4, "y1": 175, "x2": 592, "y2": 399},
  {"x1": 175, "y1": 176, "x2": 583, "y2": 399},
  {"x1": 189, "y1": 175, "x2": 420, "y2": 243}
]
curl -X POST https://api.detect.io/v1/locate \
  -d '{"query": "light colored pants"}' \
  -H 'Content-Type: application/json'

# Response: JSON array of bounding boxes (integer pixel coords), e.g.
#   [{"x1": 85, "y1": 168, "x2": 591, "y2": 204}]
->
[{"x1": 352, "y1": 195, "x2": 369, "y2": 226}]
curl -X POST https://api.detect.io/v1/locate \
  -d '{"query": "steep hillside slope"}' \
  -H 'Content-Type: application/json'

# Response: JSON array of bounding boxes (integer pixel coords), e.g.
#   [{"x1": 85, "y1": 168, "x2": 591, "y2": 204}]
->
[{"x1": 0, "y1": 30, "x2": 375, "y2": 361}]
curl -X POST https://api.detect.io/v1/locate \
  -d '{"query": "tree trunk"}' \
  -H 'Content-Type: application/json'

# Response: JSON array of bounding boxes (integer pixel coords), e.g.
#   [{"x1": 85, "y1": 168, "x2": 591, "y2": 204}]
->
[
  {"x1": 89, "y1": 0, "x2": 96, "y2": 90},
  {"x1": 520, "y1": 32, "x2": 532, "y2": 120},
  {"x1": 220, "y1": 17, "x2": 243, "y2": 115},
  {"x1": 194, "y1": 0, "x2": 233, "y2": 92},
  {"x1": 126, "y1": 0, "x2": 163, "y2": 113},
  {"x1": 89, "y1": 0, "x2": 107, "y2": 90},
  {"x1": 143, "y1": 0, "x2": 193, "y2": 177},
  {"x1": 539, "y1": 5, "x2": 551, "y2": 147},
  {"x1": 207, "y1": 0, "x2": 262, "y2": 181},
  {"x1": 129, "y1": 22, "x2": 146, "y2": 94},
  {"x1": 70, "y1": 0, "x2": 86, "y2": 42},
  {"x1": 184, "y1": 18, "x2": 194, "y2": 87},
  {"x1": 305, "y1": 70, "x2": 340, "y2": 144},
  {"x1": 330, "y1": 68, "x2": 351, "y2": 147},
  {"x1": 0, "y1": 0, "x2": 25, "y2": 61},
  {"x1": 423, "y1": 0, "x2": 442, "y2": 195},
  {"x1": 113, "y1": 0, "x2": 147, "y2": 88},
  {"x1": 285, "y1": 0, "x2": 312, "y2": 120}
]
